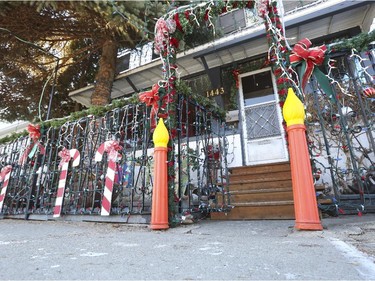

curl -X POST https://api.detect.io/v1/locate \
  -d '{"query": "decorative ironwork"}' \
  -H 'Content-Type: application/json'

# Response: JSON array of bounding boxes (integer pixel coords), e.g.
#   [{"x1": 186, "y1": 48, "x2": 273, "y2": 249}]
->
[
  {"x1": 305, "y1": 49, "x2": 375, "y2": 215},
  {"x1": 0, "y1": 94, "x2": 229, "y2": 220},
  {"x1": 176, "y1": 94, "x2": 230, "y2": 215},
  {"x1": 245, "y1": 103, "x2": 281, "y2": 140}
]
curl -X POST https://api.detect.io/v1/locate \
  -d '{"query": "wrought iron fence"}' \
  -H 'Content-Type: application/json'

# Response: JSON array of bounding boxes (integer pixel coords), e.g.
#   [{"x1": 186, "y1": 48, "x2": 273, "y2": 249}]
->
[
  {"x1": 0, "y1": 94, "x2": 229, "y2": 221},
  {"x1": 175, "y1": 94, "x2": 230, "y2": 216},
  {"x1": 305, "y1": 48, "x2": 375, "y2": 215}
]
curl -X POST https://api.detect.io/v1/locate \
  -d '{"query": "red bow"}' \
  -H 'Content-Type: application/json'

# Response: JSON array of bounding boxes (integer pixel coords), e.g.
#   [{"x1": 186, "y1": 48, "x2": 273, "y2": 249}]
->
[
  {"x1": 290, "y1": 38, "x2": 327, "y2": 91},
  {"x1": 139, "y1": 84, "x2": 160, "y2": 128},
  {"x1": 0, "y1": 165, "x2": 12, "y2": 182},
  {"x1": 27, "y1": 124, "x2": 41, "y2": 142},
  {"x1": 104, "y1": 140, "x2": 122, "y2": 162},
  {"x1": 58, "y1": 147, "x2": 71, "y2": 168},
  {"x1": 18, "y1": 124, "x2": 45, "y2": 165}
]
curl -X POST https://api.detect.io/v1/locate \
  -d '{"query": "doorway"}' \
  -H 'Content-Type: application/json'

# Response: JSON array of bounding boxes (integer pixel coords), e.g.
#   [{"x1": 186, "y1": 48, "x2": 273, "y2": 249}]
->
[{"x1": 239, "y1": 68, "x2": 289, "y2": 165}]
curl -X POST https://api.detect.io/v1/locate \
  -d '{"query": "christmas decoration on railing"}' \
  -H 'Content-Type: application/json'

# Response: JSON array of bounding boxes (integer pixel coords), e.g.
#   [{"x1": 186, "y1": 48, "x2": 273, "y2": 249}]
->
[
  {"x1": 232, "y1": 69, "x2": 240, "y2": 89},
  {"x1": 95, "y1": 140, "x2": 122, "y2": 216},
  {"x1": 363, "y1": 87, "x2": 375, "y2": 98},
  {"x1": 259, "y1": 0, "x2": 294, "y2": 108},
  {"x1": 18, "y1": 124, "x2": 46, "y2": 165},
  {"x1": 153, "y1": 0, "x2": 262, "y2": 122},
  {"x1": 138, "y1": 83, "x2": 161, "y2": 129},
  {"x1": 152, "y1": 1, "x2": 258, "y2": 221},
  {"x1": 290, "y1": 38, "x2": 334, "y2": 100},
  {"x1": 0, "y1": 165, "x2": 12, "y2": 212},
  {"x1": 330, "y1": 30, "x2": 375, "y2": 52},
  {"x1": 53, "y1": 147, "x2": 80, "y2": 218},
  {"x1": 325, "y1": 43, "x2": 375, "y2": 103},
  {"x1": 349, "y1": 49, "x2": 375, "y2": 83}
]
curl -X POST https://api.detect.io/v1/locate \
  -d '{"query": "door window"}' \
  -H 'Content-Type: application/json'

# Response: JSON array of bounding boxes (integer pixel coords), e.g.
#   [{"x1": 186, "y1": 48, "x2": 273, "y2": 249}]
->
[{"x1": 242, "y1": 71, "x2": 274, "y2": 106}]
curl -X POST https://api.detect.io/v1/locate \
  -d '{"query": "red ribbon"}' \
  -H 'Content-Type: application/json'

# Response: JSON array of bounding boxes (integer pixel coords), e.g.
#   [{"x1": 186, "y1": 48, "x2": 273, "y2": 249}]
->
[
  {"x1": 174, "y1": 13, "x2": 183, "y2": 32},
  {"x1": 27, "y1": 124, "x2": 41, "y2": 142},
  {"x1": 103, "y1": 140, "x2": 122, "y2": 162},
  {"x1": 290, "y1": 38, "x2": 327, "y2": 90},
  {"x1": 139, "y1": 84, "x2": 160, "y2": 128},
  {"x1": 232, "y1": 69, "x2": 240, "y2": 89},
  {"x1": 58, "y1": 147, "x2": 71, "y2": 168},
  {"x1": 18, "y1": 124, "x2": 45, "y2": 165},
  {"x1": 0, "y1": 165, "x2": 12, "y2": 182}
]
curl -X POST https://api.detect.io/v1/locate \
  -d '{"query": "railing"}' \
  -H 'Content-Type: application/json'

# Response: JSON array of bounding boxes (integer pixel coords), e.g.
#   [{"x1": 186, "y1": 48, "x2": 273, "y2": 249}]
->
[
  {"x1": 0, "y1": 94, "x2": 229, "y2": 221},
  {"x1": 175, "y1": 94, "x2": 229, "y2": 216},
  {"x1": 305, "y1": 49, "x2": 375, "y2": 215}
]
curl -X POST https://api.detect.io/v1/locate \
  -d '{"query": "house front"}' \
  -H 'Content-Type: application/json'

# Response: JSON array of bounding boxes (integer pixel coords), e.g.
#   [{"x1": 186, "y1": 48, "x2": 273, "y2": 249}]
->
[{"x1": 1, "y1": 0, "x2": 374, "y2": 223}]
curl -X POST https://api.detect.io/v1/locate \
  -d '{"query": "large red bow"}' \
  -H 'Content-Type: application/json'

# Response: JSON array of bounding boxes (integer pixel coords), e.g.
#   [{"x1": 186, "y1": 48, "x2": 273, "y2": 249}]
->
[
  {"x1": 290, "y1": 38, "x2": 327, "y2": 91},
  {"x1": 139, "y1": 83, "x2": 160, "y2": 128}
]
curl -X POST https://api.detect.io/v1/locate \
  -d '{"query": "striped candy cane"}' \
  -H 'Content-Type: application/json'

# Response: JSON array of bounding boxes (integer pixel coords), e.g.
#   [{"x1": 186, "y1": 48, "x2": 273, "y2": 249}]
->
[
  {"x1": 363, "y1": 87, "x2": 375, "y2": 98},
  {"x1": 95, "y1": 140, "x2": 122, "y2": 216},
  {"x1": 0, "y1": 165, "x2": 12, "y2": 213},
  {"x1": 53, "y1": 148, "x2": 80, "y2": 218}
]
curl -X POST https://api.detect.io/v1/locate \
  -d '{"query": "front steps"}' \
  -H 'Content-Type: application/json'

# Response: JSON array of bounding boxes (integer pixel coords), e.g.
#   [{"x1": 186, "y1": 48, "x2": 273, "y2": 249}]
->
[{"x1": 211, "y1": 162, "x2": 295, "y2": 220}]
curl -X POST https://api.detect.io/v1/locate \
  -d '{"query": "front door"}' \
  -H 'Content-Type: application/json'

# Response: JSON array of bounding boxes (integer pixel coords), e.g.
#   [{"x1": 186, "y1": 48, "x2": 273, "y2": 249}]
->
[{"x1": 239, "y1": 68, "x2": 289, "y2": 165}]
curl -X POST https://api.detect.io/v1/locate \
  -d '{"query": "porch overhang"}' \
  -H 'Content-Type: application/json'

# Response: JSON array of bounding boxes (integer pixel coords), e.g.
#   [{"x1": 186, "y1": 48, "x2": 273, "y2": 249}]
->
[{"x1": 69, "y1": 0, "x2": 374, "y2": 107}]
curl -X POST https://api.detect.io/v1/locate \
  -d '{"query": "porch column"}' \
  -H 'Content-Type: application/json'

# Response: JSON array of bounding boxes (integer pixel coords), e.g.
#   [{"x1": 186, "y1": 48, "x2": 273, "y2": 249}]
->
[
  {"x1": 150, "y1": 118, "x2": 169, "y2": 230},
  {"x1": 283, "y1": 88, "x2": 322, "y2": 230}
]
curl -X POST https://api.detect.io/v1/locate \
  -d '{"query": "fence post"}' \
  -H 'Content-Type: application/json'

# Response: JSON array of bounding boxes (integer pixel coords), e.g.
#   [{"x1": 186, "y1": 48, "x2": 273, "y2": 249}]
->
[
  {"x1": 283, "y1": 88, "x2": 323, "y2": 230},
  {"x1": 150, "y1": 118, "x2": 169, "y2": 230}
]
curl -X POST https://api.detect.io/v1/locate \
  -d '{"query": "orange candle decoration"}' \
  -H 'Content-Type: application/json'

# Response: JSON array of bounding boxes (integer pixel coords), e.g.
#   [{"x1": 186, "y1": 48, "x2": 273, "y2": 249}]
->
[
  {"x1": 283, "y1": 88, "x2": 323, "y2": 230},
  {"x1": 150, "y1": 118, "x2": 169, "y2": 230}
]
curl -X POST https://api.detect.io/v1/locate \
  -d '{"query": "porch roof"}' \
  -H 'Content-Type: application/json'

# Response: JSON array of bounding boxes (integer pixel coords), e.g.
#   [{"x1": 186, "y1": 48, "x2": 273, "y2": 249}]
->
[{"x1": 69, "y1": 0, "x2": 374, "y2": 107}]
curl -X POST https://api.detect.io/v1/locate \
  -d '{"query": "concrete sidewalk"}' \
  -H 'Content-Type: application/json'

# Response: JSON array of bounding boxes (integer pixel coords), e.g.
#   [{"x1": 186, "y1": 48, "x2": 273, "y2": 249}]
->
[{"x1": 0, "y1": 214, "x2": 374, "y2": 280}]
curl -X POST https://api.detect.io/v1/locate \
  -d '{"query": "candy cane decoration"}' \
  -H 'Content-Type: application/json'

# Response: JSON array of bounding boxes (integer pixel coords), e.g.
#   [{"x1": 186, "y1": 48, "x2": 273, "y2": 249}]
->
[
  {"x1": 363, "y1": 87, "x2": 375, "y2": 98},
  {"x1": 53, "y1": 148, "x2": 80, "y2": 218},
  {"x1": 0, "y1": 165, "x2": 12, "y2": 213},
  {"x1": 95, "y1": 140, "x2": 122, "y2": 216}
]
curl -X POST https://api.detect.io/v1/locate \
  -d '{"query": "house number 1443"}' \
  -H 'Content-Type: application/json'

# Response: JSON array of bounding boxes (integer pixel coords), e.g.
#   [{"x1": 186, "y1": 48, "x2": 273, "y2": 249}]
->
[{"x1": 206, "y1": 87, "x2": 225, "y2": 97}]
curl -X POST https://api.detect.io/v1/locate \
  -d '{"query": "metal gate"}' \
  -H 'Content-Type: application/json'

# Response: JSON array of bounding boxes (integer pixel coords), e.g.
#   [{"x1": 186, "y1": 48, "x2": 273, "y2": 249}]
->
[{"x1": 305, "y1": 49, "x2": 375, "y2": 215}]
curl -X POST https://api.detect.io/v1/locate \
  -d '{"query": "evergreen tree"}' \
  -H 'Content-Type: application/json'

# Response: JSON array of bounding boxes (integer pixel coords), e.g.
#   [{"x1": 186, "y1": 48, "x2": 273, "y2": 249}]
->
[{"x1": 0, "y1": 1, "x2": 166, "y2": 122}]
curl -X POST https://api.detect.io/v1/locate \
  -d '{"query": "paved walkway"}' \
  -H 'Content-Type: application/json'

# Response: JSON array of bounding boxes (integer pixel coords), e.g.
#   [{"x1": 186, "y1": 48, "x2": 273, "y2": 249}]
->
[{"x1": 0, "y1": 214, "x2": 375, "y2": 280}]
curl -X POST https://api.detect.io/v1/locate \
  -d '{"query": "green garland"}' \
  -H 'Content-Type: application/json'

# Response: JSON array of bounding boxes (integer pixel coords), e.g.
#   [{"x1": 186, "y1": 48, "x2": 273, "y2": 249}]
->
[
  {"x1": 176, "y1": 80, "x2": 226, "y2": 120},
  {"x1": 0, "y1": 93, "x2": 140, "y2": 145},
  {"x1": 329, "y1": 30, "x2": 375, "y2": 52}
]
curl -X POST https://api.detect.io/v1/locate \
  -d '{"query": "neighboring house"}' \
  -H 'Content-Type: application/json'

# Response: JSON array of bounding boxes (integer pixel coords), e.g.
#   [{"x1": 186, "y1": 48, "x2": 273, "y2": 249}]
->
[{"x1": 69, "y1": 0, "x2": 375, "y2": 220}]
